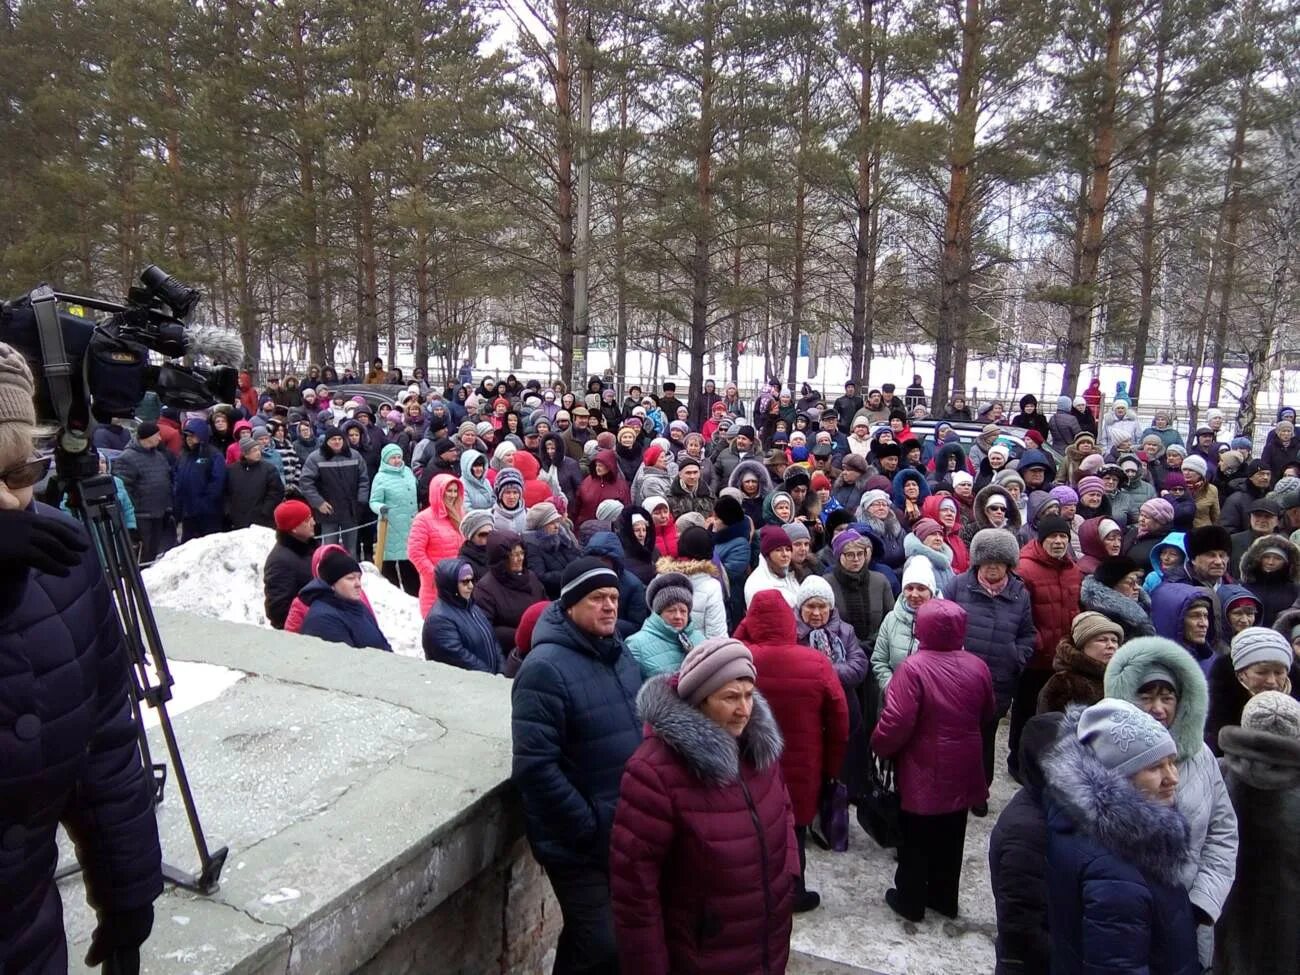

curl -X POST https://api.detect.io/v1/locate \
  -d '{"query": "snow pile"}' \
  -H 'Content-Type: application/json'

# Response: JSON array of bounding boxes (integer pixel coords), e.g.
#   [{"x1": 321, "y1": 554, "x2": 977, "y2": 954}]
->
[{"x1": 142, "y1": 527, "x2": 425, "y2": 658}]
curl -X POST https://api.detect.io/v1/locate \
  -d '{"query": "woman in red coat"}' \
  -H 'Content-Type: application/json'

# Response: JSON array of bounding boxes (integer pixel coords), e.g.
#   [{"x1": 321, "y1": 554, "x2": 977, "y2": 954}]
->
[
  {"x1": 734, "y1": 590, "x2": 849, "y2": 912},
  {"x1": 872, "y1": 598, "x2": 995, "y2": 922},
  {"x1": 611, "y1": 639, "x2": 799, "y2": 975},
  {"x1": 573, "y1": 447, "x2": 631, "y2": 524}
]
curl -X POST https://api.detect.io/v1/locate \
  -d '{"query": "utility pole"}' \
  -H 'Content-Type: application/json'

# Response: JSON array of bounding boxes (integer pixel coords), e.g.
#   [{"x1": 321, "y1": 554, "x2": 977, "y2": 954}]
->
[{"x1": 571, "y1": 15, "x2": 594, "y2": 390}]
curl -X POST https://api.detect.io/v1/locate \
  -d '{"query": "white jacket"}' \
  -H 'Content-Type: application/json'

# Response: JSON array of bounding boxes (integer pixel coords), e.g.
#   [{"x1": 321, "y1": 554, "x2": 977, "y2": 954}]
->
[{"x1": 744, "y1": 558, "x2": 799, "y2": 608}]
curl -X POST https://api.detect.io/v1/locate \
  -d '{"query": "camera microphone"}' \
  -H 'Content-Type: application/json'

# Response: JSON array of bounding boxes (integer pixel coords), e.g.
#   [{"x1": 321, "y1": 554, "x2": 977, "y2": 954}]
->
[{"x1": 182, "y1": 323, "x2": 244, "y2": 366}]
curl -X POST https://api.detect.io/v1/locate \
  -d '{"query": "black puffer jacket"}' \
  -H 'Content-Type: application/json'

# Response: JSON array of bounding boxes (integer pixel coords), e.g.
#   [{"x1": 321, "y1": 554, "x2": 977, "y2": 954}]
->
[
  {"x1": 523, "y1": 528, "x2": 580, "y2": 599},
  {"x1": 1, "y1": 504, "x2": 163, "y2": 973},
  {"x1": 262, "y1": 532, "x2": 317, "y2": 629},
  {"x1": 299, "y1": 439, "x2": 370, "y2": 527},
  {"x1": 224, "y1": 458, "x2": 284, "y2": 529},
  {"x1": 111, "y1": 440, "x2": 173, "y2": 518}
]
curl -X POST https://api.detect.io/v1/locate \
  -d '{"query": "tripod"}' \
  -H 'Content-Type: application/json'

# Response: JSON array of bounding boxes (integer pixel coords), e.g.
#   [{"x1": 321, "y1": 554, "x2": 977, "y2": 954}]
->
[{"x1": 59, "y1": 453, "x2": 228, "y2": 893}]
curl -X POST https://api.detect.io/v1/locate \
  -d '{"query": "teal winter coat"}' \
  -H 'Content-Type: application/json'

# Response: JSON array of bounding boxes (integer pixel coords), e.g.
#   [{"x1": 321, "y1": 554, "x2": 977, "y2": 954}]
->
[
  {"x1": 368, "y1": 443, "x2": 419, "y2": 560},
  {"x1": 624, "y1": 611, "x2": 703, "y2": 680}
]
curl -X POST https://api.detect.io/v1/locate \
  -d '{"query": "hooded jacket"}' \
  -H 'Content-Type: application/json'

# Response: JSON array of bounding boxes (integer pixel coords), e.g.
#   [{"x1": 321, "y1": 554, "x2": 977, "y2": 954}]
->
[
  {"x1": 1239, "y1": 533, "x2": 1300, "y2": 627},
  {"x1": 511, "y1": 601, "x2": 642, "y2": 869},
  {"x1": 1150, "y1": 582, "x2": 1219, "y2": 673},
  {"x1": 1018, "y1": 539, "x2": 1083, "y2": 671},
  {"x1": 610, "y1": 676, "x2": 796, "y2": 975},
  {"x1": 421, "y1": 559, "x2": 502, "y2": 673},
  {"x1": 458, "y1": 449, "x2": 495, "y2": 511},
  {"x1": 1078, "y1": 573, "x2": 1155, "y2": 639},
  {"x1": 890, "y1": 468, "x2": 932, "y2": 530},
  {"x1": 299, "y1": 578, "x2": 392, "y2": 652},
  {"x1": 1040, "y1": 709, "x2": 1200, "y2": 975},
  {"x1": 729, "y1": 458, "x2": 774, "y2": 528},
  {"x1": 367, "y1": 444, "x2": 418, "y2": 561},
  {"x1": 574, "y1": 448, "x2": 631, "y2": 525},
  {"x1": 943, "y1": 570, "x2": 1036, "y2": 711},
  {"x1": 1103, "y1": 637, "x2": 1239, "y2": 923},
  {"x1": 511, "y1": 450, "x2": 554, "y2": 509},
  {"x1": 616, "y1": 505, "x2": 659, "y2": 584},
  {"x1": 300, "y1": 433, "x2": 370, "y2": 527},
  {"x1": 624, "y1": 610, "x2": 703, "y2": 680},
  {"x1": 584, "y1": 532, "x2": 650, "y2": 635},
  {"x1": 408, "y1": 473, "x2": 465, "y2": 616},
  {"x1": 902, "y1": 533, "x2": 956, "y2": 595},
  {"x1": 920, "y1": 494, "x2": 969, "y2": 572},
  {"x1": 656, "y1": 555, "x2": 728, "y2": 639},
  {"x1": 540, "y1": 433, "x2": 583, "y2": 510},
  {"x1": 174, "y1": 418, "x2": 226, "y2": 521},
  {"x1": 870, "y1": 598, "x2": 919, "y2": 693},
  {"x1": 960, "y1": 483, "x2": 1023, "y2": 545},
  {"x1": 734, "y1": 591, "x2": 850, "y2": 825},
  {"x1": 475, "y1": 530, "x2": 547, "y2": 653}
]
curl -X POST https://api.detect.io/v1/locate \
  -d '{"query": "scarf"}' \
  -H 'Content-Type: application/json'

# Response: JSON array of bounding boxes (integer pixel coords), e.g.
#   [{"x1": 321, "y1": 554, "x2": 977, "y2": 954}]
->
[
  {"x1": 833, "y1": 563, "x2": 874, "y2": 633},
  {"x1": 807, "y1": 626, "x2": 846, "y2": 665}
]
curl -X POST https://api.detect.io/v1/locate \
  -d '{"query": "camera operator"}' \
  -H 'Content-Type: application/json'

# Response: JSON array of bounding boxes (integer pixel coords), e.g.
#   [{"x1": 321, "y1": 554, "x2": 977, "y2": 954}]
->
[{"x1": 0, "y1": 342, "x2": 163, "y2": 974}]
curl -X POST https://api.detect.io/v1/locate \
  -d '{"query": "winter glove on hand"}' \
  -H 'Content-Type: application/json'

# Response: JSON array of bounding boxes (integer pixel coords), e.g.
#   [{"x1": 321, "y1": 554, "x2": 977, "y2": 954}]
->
[
  {"x1": 85, "y1": 905, "x2": 154, "y2": 969},
  {"x1": 0, "y1": 508, "x2": 88, "y2": 576}
]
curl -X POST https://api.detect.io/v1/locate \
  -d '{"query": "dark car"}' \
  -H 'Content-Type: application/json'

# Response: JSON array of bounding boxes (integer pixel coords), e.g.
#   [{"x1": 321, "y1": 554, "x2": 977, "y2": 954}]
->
[{"x1": 909, "y1": 420, "x2": 1064, "y2": 468}]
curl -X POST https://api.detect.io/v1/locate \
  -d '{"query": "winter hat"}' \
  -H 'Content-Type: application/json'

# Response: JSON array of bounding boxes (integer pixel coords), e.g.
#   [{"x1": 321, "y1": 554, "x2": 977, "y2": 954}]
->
[
  {"x1": 1181, "y1": 455, "x2": 1208, "y2": 479},
  {"x1": 318, "y1": 549, "x2": 362, "y2": 586},
  {"x1": 1094, "y1": 556, "x2": 1142, "y2": 589},
  {"x1": 970, "y1": 528, "x2": 1021, "y2": 568},
  {"x1": 274, "y1": 499, "x2": 314, "y2": 533},
  {"x1": 811, "y1": 473, "x2": 831, "y2": 491},
  {"x1": 595, "y1": 499, "x2": 625, "y2": 523},
  {"x1": 842, "y1": 454, "x2": 869, "y2": 473},
  {"x1": 1077, "y1": 699, "x2": 1177, "y2": 777},
  {"x1": 1050, "y1": 485, "x2": 1079, "y2": 507},
  {"x1": 494, "y1": 468, "x2": 524, "y2": 500},
  {"x1": 736, "y1": 425, "x2": 757, "y2": 441},
  {"x1": 783, "y1": 521, "x2": 810, "y2": 544},
  {"x1": 643, "y1": 445, "x2": 664, "y2": 468},
  {"x1": 1036, "y1": 515, "x2": 1072, "y2": 544},
  {"x1": 526, "y1": 502, "x2": 563, "y2": 532},
  {"x1": 1241, "y1": 691, "x2": 1300, "y2": 739},
  {"x1": 0, "y1": 343, "x2": 36, "y2": 427},
  {"x1": 1138, "y1": 665, "x2": 1179, "y2": 692},
  {"x1": 992, "y1": 470, "x2": 1026, "y2": 493},
  {"x1": 1097, "y1": 518, "x2": 1122, "y2": 540},
  {"x1": 1056, "y1": 395, "x2": 1074, "y2": 412},
  {"x1": 951, "y1": 471, "x2": 974, "y2": 490},
  {"x1": 647, "y1": 572, "x2": 694, "y2": 616},
  {"x1": 460, "y1": 509, "x2": 494, "y2": 540},
  {"x1": 675, "y1": 512, "x2": 708, "y2": 535},
  {"x1": 677, "y1": 456, "x2": 701, "y2": 472},
  {"x1": 677, "y1": 636, "x2": 757, "y2": 706},
  {"x1": 1232, "y1": 436, "x2": 1254, "y2": 452},
  {"x1": 1140, "y1": 497, "x2": 1175, "y2": 525},
  {"x1": 643, "y1": 495, "x2": 670, "y2": 515},
  {"x1": 988, "y1": 443, "x2": 1011, "y2": 463},
  {"x1": 1078, "y1": 454, "x2": 1105, "y2": 476},
  {"x1": 1230, "y1": 627, "x2": 1293, "y2": 672},
  {"x1": 1186, "y1": 525, "x2": 1231, "y2": 559},
  {"x1": 714, "y1": 494, "x2": 745, "y2": 527},
  {"x1": 514, "y1": 601, "x2": 550, "y2": 657},
  {"x1": 760, "y1": 524, "x2": 793, "y2": 557},
  {"x1": 134, "y1": 420, "x2": 160, "y2": 441},
  {"x1": 860, "y1": 488, "x2": 891, "y2": 511},
  {"x1": 795, "y1": 574, "x2": 836, "y2": 610},
  {"x1": 1077, "y1": 476, "x2": 1106, "y2": 497},
  {"x1": 901, "y1": 555, "x2": 937, "y2": 593},
  {"x1": 1071, "y1": 611, "x2": 1123, "y2": 647},
  {"x1": 239, "y1": 435, "x2": 259, "y2": 457},
  {"x1": 559, "y1": 557, "x2": 621, "y2": 609},
  {"x1": 677, "y1": 525, "x2": 713, "y2": 560},
  {"x1": 913, "y1": 518, "x2": 943, "y2": 542},
  {"x1": 831, "y1": 528, "x2": 868, "y2": 561}
]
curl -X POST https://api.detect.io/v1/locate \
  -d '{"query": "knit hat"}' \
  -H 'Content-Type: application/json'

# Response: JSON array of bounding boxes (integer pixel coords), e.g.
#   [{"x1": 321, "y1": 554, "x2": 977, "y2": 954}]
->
[
  {"x1": 676, "y1": 512, "x2": 707, "y2": 535},
  {"x1": 318, "y1": 549, "x2": 362, "y2": 586},
  {"x1": 1036, "y1": 514, "x2": 1072, "y2": 544},
  {"x1": 1078, "y1": 454, "x2": 1105, "y2": 476},
  {"x1": 460, "y1": 509, "x2": 494, "y2": 541},
  {"x1": 677, "y1": 636, "x2": 757, "y2": 706},
  {"x1": 795, "y1": 574, "x2": 835, "y2": 610},
  {"x1": 591, "y1": 499, "x2": 623, "y2": 523},
  {"x1": 988, "y1": 442, "x2": 1010, "y2": 463},
  {"x1": 1056, "y1": 395, "x2": 1073, "y2": 412},
  {"x1": 526, "y1": 502, "x2": 563, "y2": 531},
  {"x1": 1071, "y1": 611, "x2": 1123, "y2": 647},
  {"x1": 647, "y1": 572, "x2": 694, "y2": 615},
  {"x1": 783, "y1": 521, "x2": 810, "y2": 543},
  {"x1": 1186, "y1": 525, "x2": 1231, "y2": 559},
  {"x1": 831, "y1": 528, "x2": 869, "y2": 561},
  {"x1": 1230, "y1": 627, "x2": 1293, "y2": 672},
  {"x1": 760, "y1": 524, "x2": 793, "y2": 557},
  {"x1": 677, "y1": 525, "x2": 713, "y2": 560},
  {"x1": 1094, "y1": 556, "x2": 1142, "y2": 589},
  {"x1": 1140, "y1": 497, "x2": 1175, "y2": 525},
  {"x1": 643, "y1": 445, "x2": 664, "y2": 468},
  {"x1": 901, "y1": 555, "x2": 937, "y2": 593},
  {"x1": 811, "y1": 473, "x2": 831, "y2": 491},
  {"x1": 677, "y1": 456, "x2": 701, "y2": 473},
  {"x1": 1181, "y1": 455, "x2": 1208, "y2": 480},
  {"x1": 1077, "y1": 476, "x2": 1106, "y2": 497},
  {"x1": 736, "y1": 425, "x2": 757, "y2": 441},
  {"x1": 951, "y1": 471, "x2": 974, "y2": 490},
  {"x1": 274, "y1": 499, "x2": 314, "y2": 533},
  {"x1": 643, "y1": 495, "x2": 669, "y2": 515},
  {"x1": 860, "y1": 488, "x2": 891, "y2": 511},
  {"x1": 1050, "y1": 485, "x2": 1079, "y2": 506},
  {"x1": 913, "y1": 518, "x2": 943, "y2": 542},
  {"x1": 559, "y1": 557, "x2": 621, "y2": 609},
  {"x1": 133, "y1": 420, "x2": 159, "y2": 442},
  {"x1": 970, "y1": 528, "x2": 1020, "y2": 568},
  {"x1": 1077, "y1": 699, "x2": 1177, "y2": 777},
  {"x1": 1241, "y1": 691, "x2": 1300, "y2": 739},
  {"x1": 0, "y1": 343, "x2": 36, "y2": 427},
  {"x1": 714, "y1": 494, "x2": 745, "y2": 527},
  {"x1": 494, "y1": 468, "x2": 524, "y2": 498},
  {"x1": 239, "y1": 435, "x2": 260, "y2": 458}
]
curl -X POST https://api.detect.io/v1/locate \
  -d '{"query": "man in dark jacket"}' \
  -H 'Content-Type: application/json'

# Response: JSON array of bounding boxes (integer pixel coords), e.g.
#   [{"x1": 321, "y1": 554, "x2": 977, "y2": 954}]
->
[
  {"x1": 300, "y1": 426, "x2": 370, "y2": 558},
  {"x1": 713, "y1": 425, "x2": 758, "y2": 491},
  {"x1": 656, "y1": 382, "x2": 685, "y2": 423},
  {"x1": 263, "y1": 499, "x2": 318, "y2": 629},
  {"x1": 0, "y1": 342, "x2": 163, "y2": 974},
  {"x1": 666, "y1": 458, "x2": 714, "y2": 518},
  {"x1": 1221, "y1": 459, "x2": 1273, "y2": 534},
  {"x1": 113, "y1": 420, "x2": 175, "y2": 562},
  {"x1": 834, "y1": 382, "x2": 865, "y2": 434},
  {"x1": 583, "y1": 532, "x2": 650, "y2": 636},
  {"x1": 225, "y1": 437, "x2": 284, "y2": 529},
  {"x1": 511, "y1": 557, "x2": 643, "y2": 975},
  {"x1": 174, "y1": 417, "x2": 226, "y2": 541},
  {"x1": 1229, "y1": 497, "x2": 1281, "y2": 579}
]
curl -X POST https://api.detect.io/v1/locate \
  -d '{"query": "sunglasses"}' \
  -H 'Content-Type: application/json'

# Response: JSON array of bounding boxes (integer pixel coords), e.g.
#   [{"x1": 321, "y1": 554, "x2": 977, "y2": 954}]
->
[
  {"x1": 985, "y1": 503, "x2": 1007, "y2": 512},
  {"x1": 1, "y1": 455, "x2": 51, "y2": 490}
]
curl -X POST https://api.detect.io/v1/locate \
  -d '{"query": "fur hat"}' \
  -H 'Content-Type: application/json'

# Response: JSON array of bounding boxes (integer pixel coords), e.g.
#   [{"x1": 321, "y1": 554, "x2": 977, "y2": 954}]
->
[
  {"x1": 1241, "y1": 691, "x2": 1300, "y2": 739},
  {"x1": 969, "y1": 528, "x2": 1021, "y2": 568},
  {"x1": 1185, "y1": 525, "x2": 1231, "y2": 560},
  {"x1": 1077, "y1": 699, "x2": 1177, "y2": 777},
  {"x1": 647, "y1": 572, "x2": 694, "y2": 615},
  {"x1": 677, "y1": 637, "x2": 757, "y2": 706},
  {"x1": 1093, "y1": 556, "x2": 1142, "y2": 589},
  {"x1": 1230, "y1": 627, "x2": 1293, "y2": 672}
]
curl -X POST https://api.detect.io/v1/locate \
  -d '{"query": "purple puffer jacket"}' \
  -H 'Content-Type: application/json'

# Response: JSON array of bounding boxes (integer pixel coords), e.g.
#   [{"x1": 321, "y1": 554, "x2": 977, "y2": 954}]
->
[{"x1": 872, "y1": 599, "x2": 996, "y2": 815}]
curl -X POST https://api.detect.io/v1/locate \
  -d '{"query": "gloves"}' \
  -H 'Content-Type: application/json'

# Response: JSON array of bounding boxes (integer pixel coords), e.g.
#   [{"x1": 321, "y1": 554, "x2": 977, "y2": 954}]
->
[
  {"x1": 85, "y1": 905, "x2": 154, "y2": 969},
  {"x1": 0, "y1": 508, "x2": 88, "y2": 576}
]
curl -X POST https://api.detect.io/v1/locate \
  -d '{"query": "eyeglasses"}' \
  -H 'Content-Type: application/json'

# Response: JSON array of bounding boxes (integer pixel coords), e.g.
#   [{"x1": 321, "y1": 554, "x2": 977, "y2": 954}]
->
[
  {"x1": 1, "y1": 455, "x2": 50, "y2": 490},
  {"x1": 840, "y1": 549, "x2": 868, "y2": 561},
  {"x1": 985, "y1": 504, "x2": 1007, "y2": 512}
]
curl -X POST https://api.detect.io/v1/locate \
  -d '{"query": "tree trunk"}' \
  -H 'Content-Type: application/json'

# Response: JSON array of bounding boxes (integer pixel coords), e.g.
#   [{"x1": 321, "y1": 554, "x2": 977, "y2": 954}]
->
[
  {"x1": 1130, "y1": 7, "x2": 1167, "y2": 401},
  {"x1": 849, "y1": 0, "x2": 875, "y2": 386},
  {"x1": 787, "y1": 49, "x2": 811, "y2": 390},
  {"x1": 688, "y1": 0, "x2": 716, "y2": 404},
  {"x1": 614, "y1": 81, "x2": 629, "y2": 386},
  {"x1": 1209, "y1": 80, "x2": 1251, "y2": 405},
  {"x1": 292, "y1": 15, "x2": 326, "y2": 368},
  {"x1": 554, "y1": 0, "x2": 577, "y2": 383}
]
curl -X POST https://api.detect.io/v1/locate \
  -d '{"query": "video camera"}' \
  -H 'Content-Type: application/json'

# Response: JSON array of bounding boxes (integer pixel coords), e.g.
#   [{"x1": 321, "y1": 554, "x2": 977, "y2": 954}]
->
[{"x1": 0, "y1": 265, "x2": 240, "y2": 431}]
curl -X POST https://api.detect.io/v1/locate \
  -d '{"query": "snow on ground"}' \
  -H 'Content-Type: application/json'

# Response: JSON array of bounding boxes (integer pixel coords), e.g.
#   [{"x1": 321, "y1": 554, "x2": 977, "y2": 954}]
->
[
  {"x1": 142, "y1": 527, "x2": 425, "y2": 658},
  {"x1": 140, "y1": 661, "x2": 245, "y2": 730}
]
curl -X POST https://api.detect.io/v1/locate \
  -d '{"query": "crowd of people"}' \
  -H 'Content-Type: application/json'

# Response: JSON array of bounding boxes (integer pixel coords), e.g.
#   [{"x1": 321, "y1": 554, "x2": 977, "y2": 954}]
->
[{"x1": 7, "y1": 346, "x2": 1300, "y2": 974}]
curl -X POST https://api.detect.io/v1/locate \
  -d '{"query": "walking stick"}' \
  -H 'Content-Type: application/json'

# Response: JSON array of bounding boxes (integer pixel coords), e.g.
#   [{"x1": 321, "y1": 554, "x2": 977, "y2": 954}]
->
[{"x1": 374, "y1": 510, "x2": 388, "y2": 570}]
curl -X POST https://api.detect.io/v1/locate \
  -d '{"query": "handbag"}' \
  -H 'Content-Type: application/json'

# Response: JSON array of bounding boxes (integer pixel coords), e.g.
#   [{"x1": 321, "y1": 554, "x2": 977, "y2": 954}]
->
[
  {"x1": 857, "y1": 755, "x2": 902, "y2": 849},
  {"x1": 811, "y1": 779, "x2": 850, "y2": 852}
]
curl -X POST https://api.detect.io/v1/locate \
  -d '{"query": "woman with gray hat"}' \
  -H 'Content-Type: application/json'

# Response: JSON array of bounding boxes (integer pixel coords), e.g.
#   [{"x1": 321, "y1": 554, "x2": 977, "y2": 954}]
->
[
  {"x1": 625, "y1": 573, "x2": 703, "y2": 680},
  {"x1": 1206, "y1": 626, "x2": 1300, "y2": 756}
]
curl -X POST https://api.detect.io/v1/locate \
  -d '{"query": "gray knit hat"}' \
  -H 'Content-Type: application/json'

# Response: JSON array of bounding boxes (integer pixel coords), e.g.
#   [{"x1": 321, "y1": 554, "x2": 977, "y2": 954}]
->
[
  {"x1": 460, "y1": 509, "x2": 494, "y2": 541},
  {"x1": 595, "y1": 499, "x2": 625, "y2": 522},
  {"x1": 1077, "y1": 699, "x2": 1177, "y2": 777},
  {"x1": 647, "y1": 572, "x2": 693, "y2": 616},
  {"x1": 1230, "y1": 627, "x2": 1293, "y2": 672},
  {"x1": 526, "y1": 501, "x2": 563, "y2": 532},
  {"x1": 783, "y1": 521, "x2": 810, "y2": 543},
  {"x1": 0, "y1": 342, "x2": 36, "y2": 427},
  {"x1": 677, "y1": 636, "x2": 756, "y2": 706},
  {"x1": 969, "y1": 528, "x2": 1021, "y2": 569},
  {"x1": 1242, "y1": 691, "x2": 1300, "y2": 739}
]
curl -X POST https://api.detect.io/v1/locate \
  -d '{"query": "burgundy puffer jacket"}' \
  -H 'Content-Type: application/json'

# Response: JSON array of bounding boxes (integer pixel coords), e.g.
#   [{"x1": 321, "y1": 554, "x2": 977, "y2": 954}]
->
[
  {"x1": 573, "y1": 448, "x2": 631, "y2": 524},
  {"x1": 1017, "y1": 539, "x2": 1083, "y2": 671},
  {"x1": 611, "y1": 675, "x2": 798, "y2": 975},
  {"x1": 872, "y1": 599, "x2": 995, "y2": 815},
  {"x1": 735, "y1": 591, "x2": 849, "y2": 825}
]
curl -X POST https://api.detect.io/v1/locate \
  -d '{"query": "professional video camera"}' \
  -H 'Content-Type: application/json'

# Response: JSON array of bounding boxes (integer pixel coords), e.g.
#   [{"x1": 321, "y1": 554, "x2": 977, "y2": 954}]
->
[{"x1": 0, "y1": 265, "x2": 240, "y2": 435}]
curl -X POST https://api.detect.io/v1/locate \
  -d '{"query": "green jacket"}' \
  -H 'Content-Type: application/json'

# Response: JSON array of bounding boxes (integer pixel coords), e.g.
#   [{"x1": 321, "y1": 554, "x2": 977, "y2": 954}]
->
[
  {"x1": 870, "y1": 600, "x2": 918, "y2": 692},
  {"x1": 625, "y1": 612, "x2": 703, "y2": 680},
  {"x1": 368, "y1": 444, "x2": 419, "y2": 560}
]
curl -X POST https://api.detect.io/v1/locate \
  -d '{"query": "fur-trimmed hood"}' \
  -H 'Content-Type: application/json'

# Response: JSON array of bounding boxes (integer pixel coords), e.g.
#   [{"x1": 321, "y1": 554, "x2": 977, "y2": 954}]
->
[
  {"x1": 973, "y1": 482, "x2": 1024, "y2": 531},
  {"x1": 656, "y1": 555, "x2": 719, "y2": 579},
  {"x1": 1103, "y1": 636, "x2": 1209, "y2": 759},
  {"x1": 1043, "y1": 706, "x2": 1192, "y2": 886},
  {"x1": 636, "y1": 674, "x2": 783, "y2": 785},
  {"x1": 1240, "y1": 533, "x2": 1300, "y2": 586},
  {"x1": 728, "y1": 458, "x2": 773, "y2": 496},
  {"x1": 1079, "y1": 574, "x2": 1155, "y2": 637}
]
